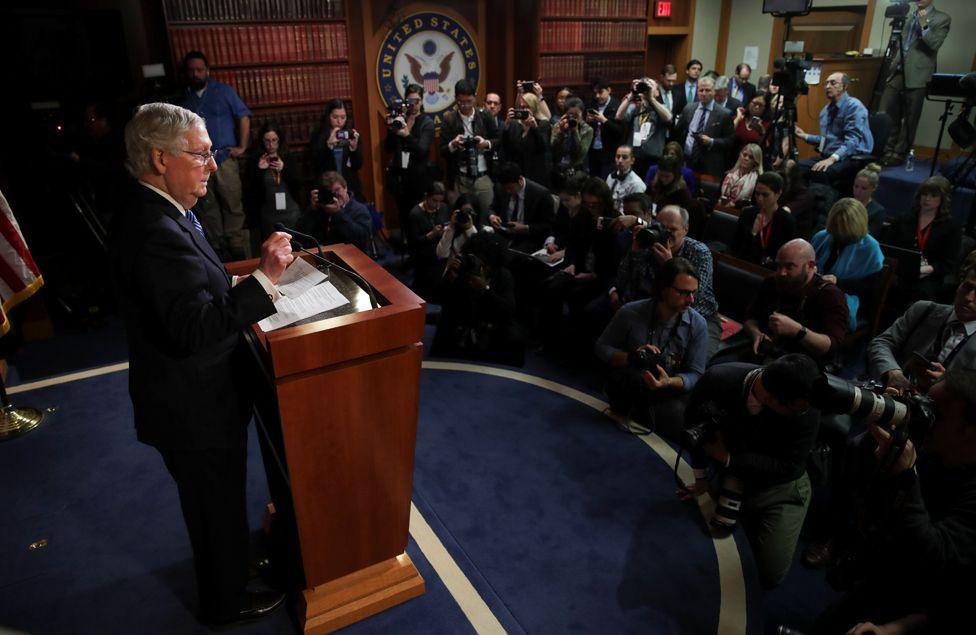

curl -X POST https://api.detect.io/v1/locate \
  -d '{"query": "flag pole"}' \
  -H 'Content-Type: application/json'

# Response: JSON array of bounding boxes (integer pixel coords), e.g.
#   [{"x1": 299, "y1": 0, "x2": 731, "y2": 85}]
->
[{"x1": 0, "y1": 369, "x2": 44, "y2": 441}]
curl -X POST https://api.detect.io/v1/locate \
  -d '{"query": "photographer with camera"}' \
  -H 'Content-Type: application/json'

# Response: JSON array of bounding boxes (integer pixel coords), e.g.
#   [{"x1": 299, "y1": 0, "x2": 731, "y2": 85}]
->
[
  {"x1": 441, "y1": 79, "x2": 499, "y2": 223},
  {"x1": 551, "y1": 96, "x2": 593, "y2": 180},
  {"x1": 385, "y1": 83, "x2": 435, "y2": 235},
  {"x1": 879, "y1": 0, "x2": 951, "y2": 167},
  {"x1": 596, "y1": 257, "x2": 708, "y2": 438},
  {"x1": 430, "y1": 232, "x2": 524, "y2": 366},
  {"x1": 406, "y1": 181, "x2": 450, "y2": 299},
  {"x1": 868, "y1": 262, "x2": 976, "y2": 394},
  {"x1": 615, "y1": 77, "x2": 673, "y2": 178},
  {"x1": 793, "y1": 73, "x2": 872, "y2": 184},
  {"x1": 743, "y1": 239, "x2": 849, "y2": 366},
  {"x1": 501, "y1": 90, "x2": 553, "y2": 188},
  {"x1": 810, "y1": 369, "x2": 976, "y2": 634},
  {"x1": 294, "y1": 171, "x2": 372, "y2": 253},
  {"x1": 436, "y1": 195, "x2": 479, "y2": 260},
  {"x1": 679, "y1": 354, "x2": 822, "y2": 588},
  {"x1": 309, "y1": 99, "x2": 363, "y2": 201},
  {"x1": 488, "y1": 162, "x2": 555, "y2": 254}
]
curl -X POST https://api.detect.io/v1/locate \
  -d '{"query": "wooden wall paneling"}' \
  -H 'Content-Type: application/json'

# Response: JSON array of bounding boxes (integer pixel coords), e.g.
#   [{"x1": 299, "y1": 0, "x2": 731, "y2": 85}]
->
[
  {"x1": 347, "y1": 2, "x2": 375, "y2": 204},
  {"x1": 715, "y1": 0, "x2": 732, "y2": 74}
]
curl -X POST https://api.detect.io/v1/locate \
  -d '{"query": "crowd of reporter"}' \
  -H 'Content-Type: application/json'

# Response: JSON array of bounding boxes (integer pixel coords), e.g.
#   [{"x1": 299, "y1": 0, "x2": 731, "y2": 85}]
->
[{"x1": 389, "y1": 71, "x2": 976, "y2": 633}]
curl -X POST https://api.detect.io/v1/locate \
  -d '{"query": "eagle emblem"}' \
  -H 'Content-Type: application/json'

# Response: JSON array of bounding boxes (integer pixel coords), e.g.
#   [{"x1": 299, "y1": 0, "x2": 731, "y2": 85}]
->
[{"x1": 406, "y1": 51, "x2": 454, "y2": 96}]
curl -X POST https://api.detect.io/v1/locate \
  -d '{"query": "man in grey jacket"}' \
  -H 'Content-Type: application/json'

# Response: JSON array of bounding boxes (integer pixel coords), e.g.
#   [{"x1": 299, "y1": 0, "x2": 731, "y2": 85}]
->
[
  {"x1": 879, "y1": 0, "x2": 951, "y2": 167},
  {"x1": 868, "y1": 263, "x2": 976, "y2": 393}
]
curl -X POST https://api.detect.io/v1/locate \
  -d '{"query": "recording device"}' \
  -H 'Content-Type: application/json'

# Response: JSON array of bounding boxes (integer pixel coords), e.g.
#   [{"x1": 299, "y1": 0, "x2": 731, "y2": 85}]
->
[
  {"x1": 634, "y1": 221, "x2": 670, "y2": 250},
  {"x1": 335, "y1": 130, "x2": 352, "y2": 141},
  {"x1": 772, "y1": 56, "x2": 812, "y2": 100},
  {"x1": 521, "y1": 80, "x2": 535, "y2": 93},
  {"x1": 388, "y1": 98, "x2": 419, "y2": 129},
  {"x1": 911, "y1": 351, "x2": 935, "y2": 368},
  {"x1": 453, "y1": 208, "x2": 473, "y2": 230},
  {"x1": 566, "y1": 114, "x2": 578, "y2": 128},
  {"x1": 457, "y1": 252, "x2": 485, "y2": 279},
  {"x1": 813, "y1": 374, "x2": 936, "y2": 471},
  {"x1": 884, "y1": 0, "x2": 912, "y2": 24},
  {"x1": 513, "y1": 109, "x2": 530, "y2": 120},
  {"x1": 628, "y1": 347, "x2": 668, "y2": 373},
  {"x1": 632, "y1": 80, "x2": 650, "y2": 98},
  {"x1": 314, "y1": 187, "x2": 336, "y2": 206},
  {"x1": 683, "y1": 402, "x2": 727, "y2": 449}
]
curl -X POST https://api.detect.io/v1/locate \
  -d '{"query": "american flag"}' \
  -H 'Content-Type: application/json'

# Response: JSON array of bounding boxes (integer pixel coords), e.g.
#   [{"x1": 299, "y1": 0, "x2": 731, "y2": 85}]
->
[{"x1": 0, "y1": 189, "x2": 43, "y2": 337}]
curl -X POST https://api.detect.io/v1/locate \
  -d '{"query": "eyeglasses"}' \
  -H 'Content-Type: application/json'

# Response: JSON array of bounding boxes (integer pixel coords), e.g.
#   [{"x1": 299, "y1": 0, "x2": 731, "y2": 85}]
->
[
  {"x1": 670, "y1": 286, "x2": 697, "y2": 298},
  {"x1": 825, "y1": 79, "x2": 842, "y2": 87},
  {"x1": 182, "y1": 149, "x2": 218, "y2": 165}
]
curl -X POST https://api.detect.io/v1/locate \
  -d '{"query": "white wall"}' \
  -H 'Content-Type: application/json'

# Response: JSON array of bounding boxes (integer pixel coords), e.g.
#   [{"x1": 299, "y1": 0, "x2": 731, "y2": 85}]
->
[
  {"x1": 719, "y1": 0, "x2": 976, "y2": 147},
  {"x1": 692, "y1": 0, "x2": 722, "y2": 73}
]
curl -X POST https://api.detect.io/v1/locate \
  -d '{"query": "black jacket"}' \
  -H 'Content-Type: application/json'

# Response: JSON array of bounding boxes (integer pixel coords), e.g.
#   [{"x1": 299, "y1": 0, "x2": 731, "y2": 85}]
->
[
  {"x1": 112, "y1": 184, "x2": 275, "y2": 450},
  {"x1": 585, "y1": 96, "x2": 625, "y2": 156},
  {"x1": 308, "y1": 126, "x2": 364, "y2": 197},
  {"x1": 439, "y1": 107, "x2": 500, "y2": 181},
  {"x1": 673, "y1": 101, "x2": 735, "y2": 179},
  {"x1": 384, "y1": 113, "x2": 436, "y2": 182},
  {"x1": 491, "y1": 178, "x2": 556, "y2": 253}
]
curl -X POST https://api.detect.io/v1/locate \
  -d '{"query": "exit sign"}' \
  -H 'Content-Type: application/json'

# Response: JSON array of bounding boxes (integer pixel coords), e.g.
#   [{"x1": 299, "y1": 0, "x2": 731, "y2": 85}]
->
[{"x1": 655, "y1": 0, "x2": 672, "y2": 18}]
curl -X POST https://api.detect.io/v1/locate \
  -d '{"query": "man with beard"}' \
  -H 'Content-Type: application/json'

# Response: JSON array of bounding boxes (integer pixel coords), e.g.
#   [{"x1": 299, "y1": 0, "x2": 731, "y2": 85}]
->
[
  {"x1": 743, "y1": 238, "x2": 849, "y2": 365},
  {"x1": 178, "y1": 51, "x2": 251, "y2": 261}
]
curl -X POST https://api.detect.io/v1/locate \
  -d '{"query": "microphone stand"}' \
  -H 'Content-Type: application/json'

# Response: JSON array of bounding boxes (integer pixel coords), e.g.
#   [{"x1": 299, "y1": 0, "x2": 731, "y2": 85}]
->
[{"x1": 289, "y1": 242, "x2": 379, "y2": 310}]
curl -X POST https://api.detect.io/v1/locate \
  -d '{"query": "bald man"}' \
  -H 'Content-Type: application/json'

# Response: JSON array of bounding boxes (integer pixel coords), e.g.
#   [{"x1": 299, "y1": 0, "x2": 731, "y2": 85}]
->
[
  {"x1": 794, "y1": 72, "x2": 872, "y2": 184},
  {"x1": 744, "y1": 238, "x2": 849, "y2": 365}
]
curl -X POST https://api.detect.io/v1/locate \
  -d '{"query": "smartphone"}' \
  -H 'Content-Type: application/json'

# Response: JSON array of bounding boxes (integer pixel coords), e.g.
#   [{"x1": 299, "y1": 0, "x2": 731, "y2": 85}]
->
[{"x1": 911, "y1": 351, "x2": 935, "y2": 368}]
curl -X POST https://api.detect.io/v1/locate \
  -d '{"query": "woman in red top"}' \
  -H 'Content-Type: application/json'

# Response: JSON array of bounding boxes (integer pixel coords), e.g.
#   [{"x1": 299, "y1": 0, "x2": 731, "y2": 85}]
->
[{"x1": 733, "y1": 95, "x2": 770, "y2": 155}]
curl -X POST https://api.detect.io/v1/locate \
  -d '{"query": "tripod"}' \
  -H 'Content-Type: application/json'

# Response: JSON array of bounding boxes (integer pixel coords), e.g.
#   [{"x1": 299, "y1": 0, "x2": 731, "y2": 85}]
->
[{"x1": 870, "y1": 16, "x2": 905, "y2": 111}]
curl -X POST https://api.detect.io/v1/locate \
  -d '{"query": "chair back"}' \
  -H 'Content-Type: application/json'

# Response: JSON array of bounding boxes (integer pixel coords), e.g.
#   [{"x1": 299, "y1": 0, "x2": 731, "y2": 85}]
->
[{"x1": 868, "y1": 112, "x2": 893, "y2": 159}]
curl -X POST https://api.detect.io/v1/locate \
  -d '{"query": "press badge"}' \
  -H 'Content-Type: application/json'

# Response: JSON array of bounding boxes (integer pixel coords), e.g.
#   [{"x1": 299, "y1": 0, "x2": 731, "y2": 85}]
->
[
  {"x1": 632, "y1": 122, "x2": 651, "y2": 147},
  {"x1": 275, "y1": 192, "x2": 286, "y2": 211}
]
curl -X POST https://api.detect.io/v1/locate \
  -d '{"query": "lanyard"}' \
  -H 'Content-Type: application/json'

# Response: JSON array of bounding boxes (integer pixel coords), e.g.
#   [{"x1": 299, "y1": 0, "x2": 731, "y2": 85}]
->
[
  {"x1": 759, "y1": 212, "x2": 775, "y2": 251},
  {"x1": 916, "y1": 221, "x2": 933, "y2": 252}
]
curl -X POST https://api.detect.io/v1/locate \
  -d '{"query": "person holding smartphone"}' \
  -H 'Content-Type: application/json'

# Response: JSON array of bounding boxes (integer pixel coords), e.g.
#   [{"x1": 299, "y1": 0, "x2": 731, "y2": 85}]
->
[
  {"x1": 244, "y1": 121, "x2": 302, "y2": 242},
  {"x1": 309, "y1": 99, "x2": 363, "y2": 200}
]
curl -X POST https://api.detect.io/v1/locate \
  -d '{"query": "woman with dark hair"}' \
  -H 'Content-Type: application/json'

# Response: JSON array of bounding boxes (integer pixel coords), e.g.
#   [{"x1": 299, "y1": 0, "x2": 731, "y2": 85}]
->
[
  {"x1": 385, "y1": 83, "x2": 436, "y2": 235},
  {"x1": 733, "y1": 94, "x2": 771, "y2": 155},
  {"x1": 648, "y1": 155, "x2": 693, "y2": 212},
  {"x1": 732, "y1": 171, "x2": 797, "y2": 267},
  {"x1": 406, "y1": 181, "x2": 450, "y2": 299},
  {"x1": 244, "y1": 121, "x2": 303, "y2": 241},
  {"x1": 309, "y1": 98, "x2": 363, "y2": 199},
  {"x1": 431, "y1": 232, "x2": 523, "y2": 366},
  {"x1": 886, "y1": 175, "x2": 961, "y2": 301},
  {"x1": 644, "y1": 141, "x2": 696, "y2": 194}
]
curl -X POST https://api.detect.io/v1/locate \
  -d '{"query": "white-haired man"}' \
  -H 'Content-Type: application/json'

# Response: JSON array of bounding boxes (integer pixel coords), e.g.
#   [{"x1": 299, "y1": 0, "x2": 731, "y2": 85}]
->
[{"x1": 112, "y1": 103, "x2": 293, "y2": 628}]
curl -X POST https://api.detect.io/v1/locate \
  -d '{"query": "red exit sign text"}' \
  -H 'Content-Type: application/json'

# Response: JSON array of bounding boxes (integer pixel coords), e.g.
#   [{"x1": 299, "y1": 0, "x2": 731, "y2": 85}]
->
[{"x1": 655, "y1": 0, "x2": 672, "y2": 18}]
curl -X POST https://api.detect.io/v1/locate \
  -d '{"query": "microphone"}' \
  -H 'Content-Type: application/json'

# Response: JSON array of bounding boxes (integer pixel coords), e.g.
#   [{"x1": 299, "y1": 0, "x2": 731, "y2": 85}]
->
[
  {"x1": 273, "y1": 223, "x2": 379, "y2": 309},
  {"x1": 274, "y1": 222, "x2": 324, "y2": 261}
]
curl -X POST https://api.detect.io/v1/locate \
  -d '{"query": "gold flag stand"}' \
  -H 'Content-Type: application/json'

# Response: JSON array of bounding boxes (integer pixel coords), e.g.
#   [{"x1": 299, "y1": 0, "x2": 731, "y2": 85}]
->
[{"x1": 0, "y1": 364, "x2": 44, "y2": 441}]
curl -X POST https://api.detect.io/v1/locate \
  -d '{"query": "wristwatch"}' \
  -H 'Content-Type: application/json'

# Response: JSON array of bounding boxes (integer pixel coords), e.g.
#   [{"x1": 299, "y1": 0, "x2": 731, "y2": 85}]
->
[{"x1": 795, "y1": 326, "x2": 808, "y2": 342}]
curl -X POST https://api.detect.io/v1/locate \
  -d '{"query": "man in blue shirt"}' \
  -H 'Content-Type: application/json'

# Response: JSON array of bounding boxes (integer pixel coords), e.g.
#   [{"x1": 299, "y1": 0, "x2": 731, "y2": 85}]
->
[
  {"x1": 178, "y1": 51, "x2": 251, "y2": 260},
  {"x1": 794, "y1": 72, "x2": 873, "y2": 184},
  {"x1": 596, "y1": 256, "x2": 708, "y2": 440}
]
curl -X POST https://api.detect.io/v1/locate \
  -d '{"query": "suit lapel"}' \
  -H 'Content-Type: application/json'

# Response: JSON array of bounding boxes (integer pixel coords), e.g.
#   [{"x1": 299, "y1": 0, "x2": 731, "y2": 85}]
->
[{"x1": 141, "y1": 187, "x2": 227, "y2": 272}]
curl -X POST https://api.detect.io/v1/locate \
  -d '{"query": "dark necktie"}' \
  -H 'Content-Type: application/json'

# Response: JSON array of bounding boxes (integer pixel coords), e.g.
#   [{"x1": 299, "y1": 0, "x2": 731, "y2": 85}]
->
[
  {"x1": 186, "y1": 209, "x2": 205, "y2": 236},
  {"x1": 827, "y1": 103, "x2": 839, "y2": 128}
]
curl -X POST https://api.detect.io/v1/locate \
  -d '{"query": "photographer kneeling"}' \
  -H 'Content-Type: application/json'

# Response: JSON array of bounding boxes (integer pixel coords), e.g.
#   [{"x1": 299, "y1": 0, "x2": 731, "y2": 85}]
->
[
  {"x1": 812, "y1": 370, "x2": 976, "y2": 634},
  {"x1": 596, "y1": 257, "x2": 708, "y2": 439},
  {"x1": 679, "y1": 354, "x2": 821, "y2": 589}
]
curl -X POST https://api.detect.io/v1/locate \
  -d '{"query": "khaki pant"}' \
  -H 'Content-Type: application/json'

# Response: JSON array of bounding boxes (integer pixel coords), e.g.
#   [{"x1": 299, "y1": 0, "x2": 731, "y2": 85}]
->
[
  {"x1": 742, "y1": 471, "x2": 812, "y2": 588},
  {"x1": 196, "y1": 156, "x2": 247, "y2": 260}
]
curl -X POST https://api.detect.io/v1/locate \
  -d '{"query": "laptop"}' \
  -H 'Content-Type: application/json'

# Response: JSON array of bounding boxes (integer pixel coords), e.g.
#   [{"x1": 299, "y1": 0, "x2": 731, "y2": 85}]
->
[{"x1": 879, "y1": 243, "x2": 922, "y2": 282}]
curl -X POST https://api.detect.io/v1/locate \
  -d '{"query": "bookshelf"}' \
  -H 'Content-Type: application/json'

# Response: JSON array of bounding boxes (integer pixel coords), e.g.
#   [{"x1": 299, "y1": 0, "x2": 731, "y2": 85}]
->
[
  {"x1": 162, "y1": 0, "x2": 351, "y2": 155},
  {"x1": 535, "y1": 0, "x2": 650, "y2": 96}
]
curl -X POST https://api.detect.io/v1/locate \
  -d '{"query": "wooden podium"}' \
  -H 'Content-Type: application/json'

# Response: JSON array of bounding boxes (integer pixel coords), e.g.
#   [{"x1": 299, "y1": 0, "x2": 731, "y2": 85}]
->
[{"x1": 227, "y1": 244, "x2": 426, "y2": 634}]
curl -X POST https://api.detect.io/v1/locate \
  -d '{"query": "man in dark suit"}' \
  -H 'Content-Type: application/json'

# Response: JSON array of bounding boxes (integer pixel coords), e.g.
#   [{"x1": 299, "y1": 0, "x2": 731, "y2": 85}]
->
[
  {"x1": 113, "y1": 103, "x2": 294, "y2": 629},
  {"x1": 713, "y1": 76, "x2": 742, "y2": 114},
  {"x1": 488, "y1": 162, "x2": 555, "y2": 253},
  {"x1": 880, "y1": 0, "x2": 951, "y2": 166},
  {"x1": 440, "y1": 79, "x2": 499, "y2": 221},
  {"x1": 729, "y1": 63, "x2": 757, "y2": 105},
  {"x1": 659, "y1": 64, "x2": 680, "y2": 116},
  {"x1": 672, "y1": 58, "x2": 703, "y2": 116},
  {"x1": 585, "y1": 77, "x2": 623, "y2": 178},
  {"x1": 673, "y1": 77, "x2": 735, "y2": 179}
]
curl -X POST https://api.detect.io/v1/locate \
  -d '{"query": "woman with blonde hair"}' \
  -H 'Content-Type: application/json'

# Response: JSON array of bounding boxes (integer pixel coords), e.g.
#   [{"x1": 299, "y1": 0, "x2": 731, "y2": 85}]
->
[
  {"x1": 720, "y1": 143, "x2": 763, "y2": 205},
  {"x1": 811, "y1": 198, "x2": 884, "y2": 330},
  {"x1": 502, "y1": 91, "x2": 553, "y2": 187},
  {"x1": 852, "y1": 162, "x2": 886, "y2": 238}
]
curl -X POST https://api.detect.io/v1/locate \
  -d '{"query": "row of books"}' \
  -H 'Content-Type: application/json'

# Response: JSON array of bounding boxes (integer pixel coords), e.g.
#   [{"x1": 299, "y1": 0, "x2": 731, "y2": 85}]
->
[
  {"x1": 164, "y1": 0, "x2": 345, "y2": 22},
  {"x1": 250, "y1": 107, "x2": 325, "y2": 146},
  {"x1": 539, "y1": 54, "x2": 645, "y2": 86},
  {"x1": 210, "y1": 64, "x2": 352, "y2": 108},
  {"x1": 169, "y1": 24, "x2": 348, "y2": 67},
  {"x1": 538, "y1": 21, "x2": 646, "y2": 52},
  {"x1": 539, "y1": 0, "x2": 646, "y2": 18}
]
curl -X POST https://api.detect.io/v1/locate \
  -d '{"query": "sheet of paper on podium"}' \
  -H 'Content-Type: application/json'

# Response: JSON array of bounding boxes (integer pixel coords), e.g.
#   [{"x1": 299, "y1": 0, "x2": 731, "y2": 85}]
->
[
  {"x1": 259, "y1": 281, "x2": 350, "y2": 331},
  {"x1": 275, "y1": 257, "x2": 328, "y2": 298}
]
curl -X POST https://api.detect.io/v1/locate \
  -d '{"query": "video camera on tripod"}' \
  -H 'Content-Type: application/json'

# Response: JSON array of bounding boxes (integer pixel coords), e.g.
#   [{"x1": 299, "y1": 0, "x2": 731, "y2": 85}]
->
[{"x1": 772, "y1": 56, "x2": 813, "y2": 101}]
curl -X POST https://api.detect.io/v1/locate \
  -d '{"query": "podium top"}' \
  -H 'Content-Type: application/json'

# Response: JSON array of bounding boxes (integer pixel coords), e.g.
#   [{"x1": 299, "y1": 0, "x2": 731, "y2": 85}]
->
[{"x1": 226, "y1": 244, "x2": 425, "y2": 379}]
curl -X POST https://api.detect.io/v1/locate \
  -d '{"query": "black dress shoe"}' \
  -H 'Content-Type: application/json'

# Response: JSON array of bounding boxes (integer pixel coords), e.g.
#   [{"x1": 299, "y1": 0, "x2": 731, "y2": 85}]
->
[{"x1": 205, "y1": 591, "x2": 286, "y2": 631}]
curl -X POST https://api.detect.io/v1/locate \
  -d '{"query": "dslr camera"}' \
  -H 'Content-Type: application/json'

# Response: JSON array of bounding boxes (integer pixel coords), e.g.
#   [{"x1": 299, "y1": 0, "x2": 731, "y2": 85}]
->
[
  {"x1": 520, "y1": 80, "x2": 536, "y2": 93},
  {"x1": 632, "y1": 80, "x2": 650, "y2": 98},
  {"x1": 314, "y1": 187, "x2": 337, "y2": 207},
  {"x1": 388, "y1": 97, "x2": 419, "y2": 129},
  {"x1": 629, "y1": 347, "x2": 669, "y2": 374},
  {"x1": 453, "y1": 208, "x2": 473, "y2": 230},
  {"x1": 772, "y1": 56, "x2": 812, "y2": 100},
  {"x1": 634, "y1": 220, "x2": 670, "y2": 251},
  {"x1": 565, "y1": 114, "x2": 578, "y2": 128},
  {"x1": 683, "y1": 402, "x2": 727, "y2": 449},
  {"x1": 512, "y1": 109, "x2": 530, "y2": 120}
]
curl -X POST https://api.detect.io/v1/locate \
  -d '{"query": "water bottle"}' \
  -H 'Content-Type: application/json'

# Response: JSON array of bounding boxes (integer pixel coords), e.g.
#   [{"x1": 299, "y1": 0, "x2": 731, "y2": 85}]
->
[{"x1": 905, "y1": 149, "x2": 915, "y2": 172}]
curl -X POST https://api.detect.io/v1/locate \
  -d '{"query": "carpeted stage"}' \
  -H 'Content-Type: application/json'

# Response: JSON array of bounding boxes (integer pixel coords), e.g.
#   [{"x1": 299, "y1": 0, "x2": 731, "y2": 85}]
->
[{"x1": 0, "y1": 318, "x2": 845, "y2": 634}]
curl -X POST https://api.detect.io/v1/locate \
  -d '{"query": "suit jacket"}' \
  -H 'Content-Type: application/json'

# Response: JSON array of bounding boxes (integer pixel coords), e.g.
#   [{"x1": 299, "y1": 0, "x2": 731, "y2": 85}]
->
[
  {"x1": 674, "y1": 101, "x2": 735, "y2": 179},
  {"x1": 585, "y1": 96, "x2": 624, "y2": 155},
  {"x1": 439, "y1": 107, "x2": 500, "y2": 180},
  {"x1": 868, "y1": 300, "x2": 976, "y2": 380},
  {"x1": 716, "y1": 96, "x2": 742, "y2": 115},
  {"x1": 890, "y1": 7, "x2": 951, "y2": 89},
  {"x1": 112, "y1": 184, "x2": 276, "y2": 451},
  {"x1": 729, "y1": 78, "x2": 757, "y2": 105},
  {"x1": 491, "y1": 178, "x2": 555, "y2": 252},
  {"x1": 672, "y1": 81, "x2": 698, "y2": 115}
]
